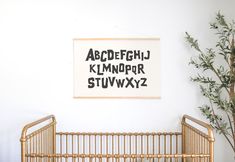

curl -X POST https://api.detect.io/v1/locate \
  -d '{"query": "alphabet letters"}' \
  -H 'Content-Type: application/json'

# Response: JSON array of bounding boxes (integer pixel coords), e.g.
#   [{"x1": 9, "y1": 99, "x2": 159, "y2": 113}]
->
[{"x1": 86, "y1": 48, "x2": 151, "y2": 89}]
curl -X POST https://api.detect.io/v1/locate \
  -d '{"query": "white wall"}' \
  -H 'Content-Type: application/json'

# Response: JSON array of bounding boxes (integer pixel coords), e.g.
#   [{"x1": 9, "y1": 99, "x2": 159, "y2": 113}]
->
[{"x1": 0, "y1": 0, "x2": 234, "y2": 161}]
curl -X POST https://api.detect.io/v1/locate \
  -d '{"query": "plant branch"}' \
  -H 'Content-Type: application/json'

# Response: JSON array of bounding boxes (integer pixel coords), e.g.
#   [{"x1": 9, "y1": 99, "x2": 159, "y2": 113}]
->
[
  {"x1": 209, "y1": 100, "x2": 235, "y2": 151},
  {"x1": 228, "y1": 112, "x2": 234, "y2": 137},
  {"x1": 200, "y1": 50, "x2": 231, "y2": 95}
]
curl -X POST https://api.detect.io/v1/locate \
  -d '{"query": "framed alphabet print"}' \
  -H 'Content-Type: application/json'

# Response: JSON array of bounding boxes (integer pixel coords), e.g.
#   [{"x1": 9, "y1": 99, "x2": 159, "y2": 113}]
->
[{"x1": 73, "y1": 38, "x2": 161, "y2": 99}]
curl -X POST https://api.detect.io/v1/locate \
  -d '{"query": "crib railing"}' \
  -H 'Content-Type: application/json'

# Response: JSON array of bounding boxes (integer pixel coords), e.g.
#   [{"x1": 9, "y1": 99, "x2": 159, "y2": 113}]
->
[
  {"x1": 20, "y1": 115, "x2": 214, "y2": 162},
  {"x1": 20, "y1": 115, "x2": 56, "y2": 162},
  {"x1": 182, "y1": 115, "x2": 214, "y2": 162},
  {"x1": 55, "y1": 132, "x2": 182, "y2": 162}
]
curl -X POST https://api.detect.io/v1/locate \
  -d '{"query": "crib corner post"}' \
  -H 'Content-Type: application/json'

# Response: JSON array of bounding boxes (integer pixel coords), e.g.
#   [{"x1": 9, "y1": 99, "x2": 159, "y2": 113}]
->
[
  {"x1": 21, "y1": 124, "x2": 28, "y2": 162},
  {"x1": 20, "y1": 136, "x2": 26, "y2": 162},
  {"x1": 207, "y1": 124, "x2": 214, "y2": 162},
  {"x1": 208, "y1": 134, "x2": 214, "y2": 162},
  {"x1": 52, "y1": 116, "x2": 57, "y2": 162},
  {"x1": 209, "y1": 140, "x2": 214, "y2": 162},
  {"x1": 181, "y1": 116, "x2": 186, "y2": 154}
]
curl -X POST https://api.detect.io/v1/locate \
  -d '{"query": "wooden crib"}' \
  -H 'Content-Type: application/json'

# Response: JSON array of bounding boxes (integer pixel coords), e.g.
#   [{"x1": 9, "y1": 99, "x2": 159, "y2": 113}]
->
[{"x1": 20, "y1": 115, "x2": 214, "y2": 162}]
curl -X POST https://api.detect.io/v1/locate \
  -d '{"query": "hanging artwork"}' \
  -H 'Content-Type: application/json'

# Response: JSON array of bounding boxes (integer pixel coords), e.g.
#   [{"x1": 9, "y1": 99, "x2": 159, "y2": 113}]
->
[{"x1": 73, "y1": 38, "x2": 161, "y2": 99}]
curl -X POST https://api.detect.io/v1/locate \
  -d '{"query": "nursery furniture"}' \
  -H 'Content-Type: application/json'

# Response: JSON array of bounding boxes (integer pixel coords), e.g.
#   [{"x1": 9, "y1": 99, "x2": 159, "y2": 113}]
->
[{"x1": 20, "y1": 115, "x2": 214, "y2": 162}]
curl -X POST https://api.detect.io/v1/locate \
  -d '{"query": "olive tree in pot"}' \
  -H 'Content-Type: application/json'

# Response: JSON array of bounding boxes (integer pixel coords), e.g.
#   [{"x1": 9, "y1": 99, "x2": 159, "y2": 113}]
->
[{"x1": 185, "y1": 12, "x2": 235, "y2": 154}]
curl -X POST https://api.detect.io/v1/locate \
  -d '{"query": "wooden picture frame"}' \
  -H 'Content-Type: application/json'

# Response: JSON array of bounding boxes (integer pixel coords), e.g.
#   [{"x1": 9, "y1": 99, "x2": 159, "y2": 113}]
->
[{"x1": 73, "y1": 38, "x2": 161, "y2": 99}]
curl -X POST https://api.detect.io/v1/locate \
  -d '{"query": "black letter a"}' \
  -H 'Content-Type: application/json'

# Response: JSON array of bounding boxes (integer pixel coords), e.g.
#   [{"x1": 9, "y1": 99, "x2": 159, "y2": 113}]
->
[{"x1": 86, "y1": 48, "x2": 95, "y2": 61}]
